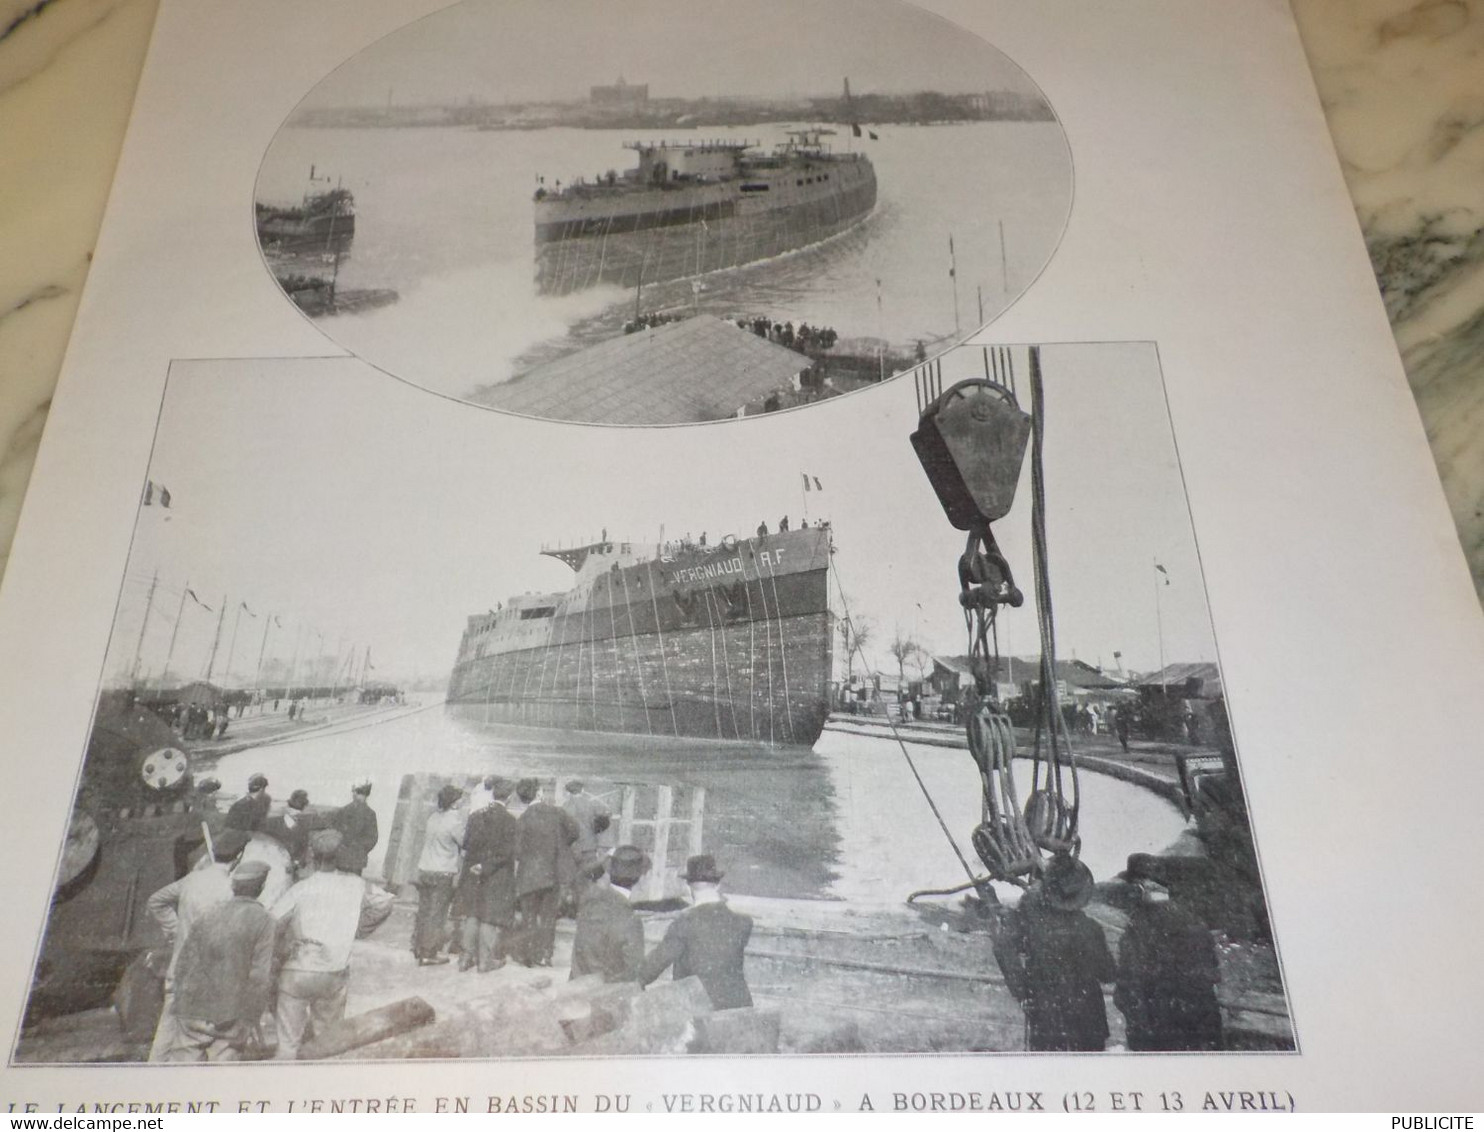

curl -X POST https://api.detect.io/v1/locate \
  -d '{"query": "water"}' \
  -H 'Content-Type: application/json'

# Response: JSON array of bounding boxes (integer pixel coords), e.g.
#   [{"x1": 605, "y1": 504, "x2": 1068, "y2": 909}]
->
[
  {"x1": 209, "y1": 704, "x2": 1185, "y2": 905},
  {"x1": 256, "y1": 121, "x2": 1071, "y2": 402}
]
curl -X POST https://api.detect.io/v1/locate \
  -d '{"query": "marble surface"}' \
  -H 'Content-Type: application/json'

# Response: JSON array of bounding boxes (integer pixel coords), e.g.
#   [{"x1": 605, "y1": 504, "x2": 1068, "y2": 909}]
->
[{"x1": 0, "y1": 0, "x2": 1480, "y2": 599}]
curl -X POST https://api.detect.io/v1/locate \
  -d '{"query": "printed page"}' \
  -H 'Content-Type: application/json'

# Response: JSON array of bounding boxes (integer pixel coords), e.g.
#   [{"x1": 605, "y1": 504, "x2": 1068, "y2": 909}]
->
[{"x1": 0, "y1": 0, "x2": 1480, "y2": 1115}]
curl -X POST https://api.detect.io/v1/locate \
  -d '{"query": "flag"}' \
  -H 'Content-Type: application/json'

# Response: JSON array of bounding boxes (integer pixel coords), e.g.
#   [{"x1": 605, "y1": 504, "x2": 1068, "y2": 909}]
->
[
  {"x1": 802, "y1": 473, "x2": 823, "y2": 492},
  {"x1": 802, "y1": 473, "x2": 810, "y2": 492},
  {"x1": 185, "y1": 588, "x2": 212, "y2": 612},
  {"x1": 851, "y1": 123, "x2": 862, "y2": 137},
  {"x1": 869, "y1": 130, "x2": 879, "y2": 140},
  {"x1": 239, "y1": 601, "x2": 256, "y2": 617},
  {"x1": 813, "y1": 475, "x2": 823, "y2": 491},
  {"x1": 949, "y1": 236, "x2": 957, "y2": 278},
  {"x1": 159, "y1": 485, "x2": 171, "y2": 508},
  {"x1": 1155, "y1": 563, "x2": 1170, "y2": 584}
]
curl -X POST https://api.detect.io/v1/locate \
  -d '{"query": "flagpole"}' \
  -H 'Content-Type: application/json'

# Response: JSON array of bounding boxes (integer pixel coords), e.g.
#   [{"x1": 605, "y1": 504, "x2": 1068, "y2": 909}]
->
[
  {"x1": 1154, "y1": 559, "x2": 1167, "y2": 695},
  {"x1": 224, "y1": 603, "x2": 244, "y2": 688},
  {"x1": 203, "y1": 593, "x2": 228, "y2": 681},
  {"x1": 286, "y1": 623, "x2": 304, "y2": 705},
  {"x1": 252, "y1": 613, "x2": 274, "y2": 711},
  {"x1": 949, "y1": 234, "x2": 961, "y2": 337},
  {"x1": 128, "y1": 569, "x2": 159, "y2": 691},
  {"x1": 160, "y1": 580, "x2": 190, "y2": 689}
]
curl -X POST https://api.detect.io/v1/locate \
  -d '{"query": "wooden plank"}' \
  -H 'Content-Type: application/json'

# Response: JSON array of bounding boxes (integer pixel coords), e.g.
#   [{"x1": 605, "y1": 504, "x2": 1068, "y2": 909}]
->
[{"x1": 300, "y1": 996, "x2": 435, "y2": 1060}]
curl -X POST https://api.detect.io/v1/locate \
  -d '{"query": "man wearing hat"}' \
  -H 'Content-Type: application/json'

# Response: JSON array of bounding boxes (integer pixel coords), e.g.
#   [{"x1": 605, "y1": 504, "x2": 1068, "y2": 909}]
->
[
  {"x1": 512, "y1": 778, "x2": 579, "y2": 967},
  {"x1": 224, "y1": 774, "x2": 272, "y2": 832},
  {"x1": 330, "y1": 781, "x2": 378, "y2": 875},
  {"x1": 454, "y1": 776, "x2": 521, "y2": 972},
  {"x1": 269, "y1": 829, "x2": 366, "y2": 1058},
  {"x1": 570, "y1": 846, "x2": 649, "y2": 984},
  {"x1": 262, "y1": 789, "x2": 317, "y2": 871},
  {"x1": 144, "y1": 826, "x2": 252, "y2": 1060},
  {"x1": 1113, "y1": 855, "x2": 1222, "y2": 1051},
  {"x1": 639, "y1": 855, "x2": 753, "y2": 1010},
  {"x1": 161, "y1": 860, "x2": 275, "y2": 1061},
  {"x1": 991, "y1": 852, "x2": 1115, "y2": 1051},
  {"x1": 412, "y1": 784, "x2": 467, "y2": 966}
]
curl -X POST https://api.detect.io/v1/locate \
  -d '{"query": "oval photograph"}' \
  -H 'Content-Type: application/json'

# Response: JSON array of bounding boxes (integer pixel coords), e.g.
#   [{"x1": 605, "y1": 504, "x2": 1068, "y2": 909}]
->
[{"x1": 255, "y1": 0, "x2": 1074, "y2": 425}]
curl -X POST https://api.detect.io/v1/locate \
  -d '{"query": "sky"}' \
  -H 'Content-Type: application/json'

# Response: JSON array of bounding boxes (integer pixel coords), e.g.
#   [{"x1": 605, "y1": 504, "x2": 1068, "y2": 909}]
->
[
  {"x1": 304, "y1": 0, "x2": 1045, "y2": 108},
  {"x1": 106, "y1": 344, "x2": 1218, "y2": 690}
]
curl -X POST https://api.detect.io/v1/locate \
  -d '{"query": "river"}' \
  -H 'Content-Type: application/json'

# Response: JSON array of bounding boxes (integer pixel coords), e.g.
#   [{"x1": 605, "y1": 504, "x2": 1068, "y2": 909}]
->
[
  {"x1": 256, "y1": 120, "x2": 1072, "y2": 402},
  {"x1": 210, "y1": 702, "x2": 1185, "y2": 906}
]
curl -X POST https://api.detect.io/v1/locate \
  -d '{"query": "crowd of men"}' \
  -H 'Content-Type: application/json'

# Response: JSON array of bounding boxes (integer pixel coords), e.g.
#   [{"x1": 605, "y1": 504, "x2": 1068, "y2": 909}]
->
[
  {"x1": 141, "y1": 772, "x2": 753, "y2": 1061},
  {"x1": 992, "y1": 852, "x2": 1225, "y2": 1052},
  {"x1": 144, "y1": 775, "x2": 384, "y2": 1061},
  {"x1": 411, "y1": 776, "x2": 754, "y2": 1011}
]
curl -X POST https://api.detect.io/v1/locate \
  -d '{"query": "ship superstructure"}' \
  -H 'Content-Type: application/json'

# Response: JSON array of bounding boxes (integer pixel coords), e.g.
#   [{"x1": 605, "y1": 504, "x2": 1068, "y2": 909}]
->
[
  {"x1": 447, "y1": 526, "x2": 834, "y2": 745},
  {"x1": 534, "y1": 131, "x2": 876, "y2": 295}
]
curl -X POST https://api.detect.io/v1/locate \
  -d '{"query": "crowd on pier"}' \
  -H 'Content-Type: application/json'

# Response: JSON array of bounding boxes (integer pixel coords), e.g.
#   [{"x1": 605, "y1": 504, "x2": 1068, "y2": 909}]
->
[{"x1": 140, "y1": 773, "x2": 753, "y2": 1061}]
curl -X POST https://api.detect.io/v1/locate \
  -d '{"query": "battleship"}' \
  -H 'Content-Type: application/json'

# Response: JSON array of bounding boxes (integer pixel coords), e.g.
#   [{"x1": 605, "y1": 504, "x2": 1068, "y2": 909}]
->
[
  {"x1": 447, "y1": 525, "x2": 835, "y2": 745},
  {"x1": 534, "y1": 130, "x2": 876, "y2": 295}
]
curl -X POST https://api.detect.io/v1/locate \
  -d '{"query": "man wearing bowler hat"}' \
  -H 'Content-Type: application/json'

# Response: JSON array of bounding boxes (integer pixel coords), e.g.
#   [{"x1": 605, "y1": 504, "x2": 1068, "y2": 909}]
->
[
  {"x1": 992, "y1": 851, "x2": 1115, "y2": 1051},
  {"x1": 224, "y1": 774, "x2": 272, "y2": 832},
  {"x1": 455, "y1": 776, "x2": 521, "y2": 972},
  {"x1": 1113, "y1": 854, "x2": 1222, "y2": 1051},
  {"x1": 570, "y1": 846, "x2": 649, "y2": 984},
  {"x1": 640, "y1": 854, "x2": 753, "y2": 1010}
]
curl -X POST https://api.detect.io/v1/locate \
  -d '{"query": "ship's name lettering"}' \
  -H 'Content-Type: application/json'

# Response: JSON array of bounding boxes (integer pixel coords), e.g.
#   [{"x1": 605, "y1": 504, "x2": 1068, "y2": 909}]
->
[{"x1": 669, "y1": 556, "x2": 746, "y2": 585}]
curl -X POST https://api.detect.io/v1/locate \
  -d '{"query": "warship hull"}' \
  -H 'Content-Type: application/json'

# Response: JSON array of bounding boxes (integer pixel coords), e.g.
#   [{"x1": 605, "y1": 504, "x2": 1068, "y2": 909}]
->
[
  {"x1": 535, "y1": 149, "x2": 876, "y2": 296},
  {"x1": 447, "y1": 527, "x2": 834, "y2": 746}
]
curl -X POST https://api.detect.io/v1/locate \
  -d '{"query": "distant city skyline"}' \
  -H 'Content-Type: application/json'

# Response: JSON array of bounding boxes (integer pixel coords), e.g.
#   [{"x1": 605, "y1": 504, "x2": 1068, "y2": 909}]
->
[{"x1": 296, "y1": 0, "x2": 1047, "y2": 111}]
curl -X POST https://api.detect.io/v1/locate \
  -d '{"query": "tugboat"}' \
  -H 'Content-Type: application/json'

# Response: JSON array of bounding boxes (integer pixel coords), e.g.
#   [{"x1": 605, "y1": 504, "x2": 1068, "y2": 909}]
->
[
  {"x1": 255, "y1": 166, "x2": 356, "y2": 252},
  {"x1": 534, "y1": 129, "x2": 876, "y2": 295}
]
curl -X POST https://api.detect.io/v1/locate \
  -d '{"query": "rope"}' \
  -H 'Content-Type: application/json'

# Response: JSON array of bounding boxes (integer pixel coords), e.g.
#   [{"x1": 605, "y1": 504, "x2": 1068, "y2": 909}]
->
[
  {"x1": 828, "y1": 554, "x2": 981, "y2": 888},
  {"x1": 645, "y1": 561, "x2": 680, "y2": 736},
  {"x1": 1026, "y1": 347, "x2": 1081, "y2": 853},
  {"x1": 617, "y1": 568, "x2": 654, "y2": 736}
]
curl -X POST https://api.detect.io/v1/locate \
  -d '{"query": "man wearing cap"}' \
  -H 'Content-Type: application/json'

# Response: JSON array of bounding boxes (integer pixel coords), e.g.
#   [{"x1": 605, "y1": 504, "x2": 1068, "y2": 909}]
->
[
  {"x1": 330, "y1": 781, "x2": 378, "y2": 875},
  {"x1": 144, "y1": 826, "x2": 252, "y2": 1060},
  {"x1": 161, "y1": 860, "x2": 275, "y2": 1061},
  {"x1": 1113, "y1": 856, "x2": 1222, "y2": 1051},
  {"x1": 454, "y1": 776, "x2": 520, "y2": 972},
  {"x1": 561, "y1": 780, "x2": 612, "y2": 873},
  {"x1": 992, "y1": 852, "x2": 1115, "y2": 1051},
  {"x1": 269, "y1": 829, "x2": 365, "y2": 1058},
  {"x1": 262, "y1": 789, "x2": 317, "y2": 871},
  {"x1": 571, "y1": 846, "x2": 649, "y2": 984},
  {"x1": 412, "y1": 784, "x2": 466, "y2": 966},
  {"x1": 512, "y1": 778, "x2": 579, "y2": 967},
  {"x1": 224, "y1": 774, "x2": 272, "y2": 832},
  {"x1": 639, "y1": 855, "x2": 753, "y2": 1010}
]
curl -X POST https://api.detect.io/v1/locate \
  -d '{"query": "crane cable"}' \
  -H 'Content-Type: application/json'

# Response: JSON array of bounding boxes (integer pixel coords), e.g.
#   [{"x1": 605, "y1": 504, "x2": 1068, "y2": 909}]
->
[
  {"x1": 826, "y1": 554, "x2": 988, "y2": 893},
  {"x1": 1024, "y1": 347, "x2": 1081, "y2": 854}
]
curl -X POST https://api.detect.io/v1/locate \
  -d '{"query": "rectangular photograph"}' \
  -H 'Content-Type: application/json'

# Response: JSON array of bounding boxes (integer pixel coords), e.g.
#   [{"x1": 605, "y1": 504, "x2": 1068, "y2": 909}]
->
[{"x1": 13, "y1": 344, "x2": 1293, "y2": 1064}]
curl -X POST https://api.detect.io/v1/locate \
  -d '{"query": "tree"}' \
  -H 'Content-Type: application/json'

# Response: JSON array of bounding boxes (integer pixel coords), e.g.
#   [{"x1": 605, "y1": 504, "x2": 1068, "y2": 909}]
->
[
  {"x1": 888, "y1": 630, "x2": 926, "y2": 691},
  {"x1": 839, "y1": 614, "x2": 875, "y2": 686}
]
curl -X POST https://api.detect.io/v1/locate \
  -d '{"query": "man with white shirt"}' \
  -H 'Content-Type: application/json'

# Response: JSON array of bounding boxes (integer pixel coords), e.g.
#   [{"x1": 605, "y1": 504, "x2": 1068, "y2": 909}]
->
[
  {"x1": 412, "y1": 784, "x2": 466, "y2": 966},
  {"x1": 269, "y1": 829, "x2": 365, "y2": 1059},
  {"x1": 144, "y1": 826, "x2": 252, "y2": 1061}
]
